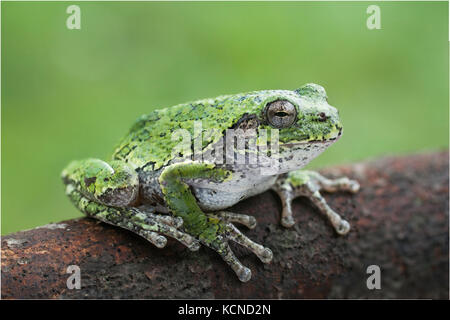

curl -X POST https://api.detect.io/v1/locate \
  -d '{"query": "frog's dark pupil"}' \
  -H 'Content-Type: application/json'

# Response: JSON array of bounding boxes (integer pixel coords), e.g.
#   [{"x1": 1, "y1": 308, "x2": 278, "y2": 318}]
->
[{"x1": 265, "y1": 100, "x2": 297, "y2": 128}]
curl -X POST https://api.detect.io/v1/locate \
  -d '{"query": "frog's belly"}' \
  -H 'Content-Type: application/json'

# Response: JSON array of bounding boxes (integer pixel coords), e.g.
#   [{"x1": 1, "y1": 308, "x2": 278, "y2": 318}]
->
[
  {"x1": 191, "y1": 175, "x2": 277, "y2": 211},
  {"x1": 138, "y1": 168, "x2": 278, "y2": 212}
]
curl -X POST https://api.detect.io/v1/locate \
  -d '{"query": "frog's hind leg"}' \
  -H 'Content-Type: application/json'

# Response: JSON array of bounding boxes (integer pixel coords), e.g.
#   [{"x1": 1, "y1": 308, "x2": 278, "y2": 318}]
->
[
  {"x1": 272, "y1": 170, "x2": 359, "y2": 235},
  {"x1": 62, "y1": 159, "x2": 200, "y2": 250},
  {"x1": 66, "y1": 184, "x2": 200, "y2": 250},
  {"x1": 159, "y1": 161, "x2": 273, "y2": 282}
]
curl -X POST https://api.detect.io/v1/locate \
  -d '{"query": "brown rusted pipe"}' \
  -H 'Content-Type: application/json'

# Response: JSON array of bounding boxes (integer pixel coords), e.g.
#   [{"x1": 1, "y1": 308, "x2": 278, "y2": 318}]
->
[{"x1": 1, "y1": 152, "x2": 448, "y2": 299}]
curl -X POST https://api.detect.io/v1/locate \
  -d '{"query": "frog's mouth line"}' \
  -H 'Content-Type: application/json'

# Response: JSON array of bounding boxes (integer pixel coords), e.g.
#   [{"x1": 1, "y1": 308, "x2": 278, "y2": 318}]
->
[{"x1": 281, "y1": 129, "x2": 342, "y2": 147}]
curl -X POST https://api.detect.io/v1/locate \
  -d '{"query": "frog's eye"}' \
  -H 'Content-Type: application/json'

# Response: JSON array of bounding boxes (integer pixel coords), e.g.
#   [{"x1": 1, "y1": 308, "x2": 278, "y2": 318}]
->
[{"x1": 265, "y1": 100, "x2": 297, "y2": 129}]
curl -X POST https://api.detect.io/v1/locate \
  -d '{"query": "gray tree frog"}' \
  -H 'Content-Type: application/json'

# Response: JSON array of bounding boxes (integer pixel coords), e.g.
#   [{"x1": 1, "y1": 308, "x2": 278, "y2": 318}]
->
[{"x1": 62, "y1": 83, "x2": 359, "y2": 282}]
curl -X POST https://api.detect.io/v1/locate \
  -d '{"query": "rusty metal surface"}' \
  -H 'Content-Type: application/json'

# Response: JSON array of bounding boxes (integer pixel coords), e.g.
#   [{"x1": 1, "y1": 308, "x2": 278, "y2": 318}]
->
[{"x1": 2, "y1": 152, "x2": 448, "y2": 299}]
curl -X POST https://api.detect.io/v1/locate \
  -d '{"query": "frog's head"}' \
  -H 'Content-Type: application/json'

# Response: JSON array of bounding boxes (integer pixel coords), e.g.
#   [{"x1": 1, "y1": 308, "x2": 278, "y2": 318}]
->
[
  {"x1": 261, "y1": 83, "x2": 342, "y2": 143},
  {"x1": 226, "y1": 83, "x2": 342, "y2": 174}
]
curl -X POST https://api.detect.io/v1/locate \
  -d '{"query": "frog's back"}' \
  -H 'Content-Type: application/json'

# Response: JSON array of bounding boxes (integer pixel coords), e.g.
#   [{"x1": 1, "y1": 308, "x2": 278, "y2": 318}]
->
[
  {"x1": 111, "y1": 93, "x2": 250, "y2": 171},
  {"x1": 111, "y1": 90, "x2": 293, "y2": 171}
]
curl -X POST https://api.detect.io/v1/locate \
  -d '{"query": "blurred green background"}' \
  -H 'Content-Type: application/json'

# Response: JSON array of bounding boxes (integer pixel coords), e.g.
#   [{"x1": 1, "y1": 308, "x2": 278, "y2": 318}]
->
[{"x1": 2, "y1": 1, "x2": 448, "y2": 234}]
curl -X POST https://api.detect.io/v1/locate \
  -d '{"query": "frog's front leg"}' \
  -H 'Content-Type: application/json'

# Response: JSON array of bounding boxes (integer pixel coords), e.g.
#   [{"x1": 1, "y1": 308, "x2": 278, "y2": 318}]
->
[
  {"x1": 272, "y1": 170, "x2": 360, "y2": 235},
  {"x1": 159, "y1": 162, "x2": 273, "y2": 282},
  {"x1": 62, "y1": 159, "x2": 200, "y2": 250}
]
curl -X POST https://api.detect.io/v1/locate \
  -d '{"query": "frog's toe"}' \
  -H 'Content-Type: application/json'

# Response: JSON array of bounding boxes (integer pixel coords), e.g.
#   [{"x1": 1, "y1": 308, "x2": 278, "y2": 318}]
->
[
  {"x1": 145, "y1": 219, "x2": 201, "y2": 251},
  {"x1": 246, "y1": 216, "x2": 257, "y2": 229},
  {"x1": 349, "y1": 180, "x2": 360, "y2": 193},
  {"x1": 226, "y1": 223, "x2": 273, "y2": 264},
  {"x1": 172, "y1": 216, "x2": 184, "y2": 228},
  {"x1": 155, "y1": 215, "x2": 184, "y2": 228},
  {"x1": 216, "y1": 211, "x2": 257, "y2": 229},
  {"x1": 336, "y1": 219, "x2": 351, "y2": 235},
  {"x1": 236, "y1": 267, "x2": 252, "y2": 282},
  {"x1": 317, "y1": 175, "x2": 360, "y2": 194},
  {"x1": 218, "y1": 243, "x2": 253, "y2": 282},
  {"x1": 207, "y1": 221, "x2": 272, "y2": 281},
  {"x1": 140, "y1": 230, "x2": 168, "y2": 249},
  {"x1": 153, "y1": 235, "x2": 168, "y2": 248},
  {"x1": 134, "y1": 208, "x2": 184, "y2": 229},
  {"x1": 188, "y1": 239, "x2": 201, "y2": 251},
  {"x1": 281, "y1": 215, "x2": 295, "y2": 228},
  {"x1": 259, "y1": 247, "x2": 273, "y2": 264}
]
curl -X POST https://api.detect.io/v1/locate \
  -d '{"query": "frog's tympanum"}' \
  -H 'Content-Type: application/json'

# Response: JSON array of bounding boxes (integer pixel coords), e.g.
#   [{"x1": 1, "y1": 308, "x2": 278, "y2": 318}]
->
[{"x1": 62, "y1": 84, "x2": 359, "y2": 282}]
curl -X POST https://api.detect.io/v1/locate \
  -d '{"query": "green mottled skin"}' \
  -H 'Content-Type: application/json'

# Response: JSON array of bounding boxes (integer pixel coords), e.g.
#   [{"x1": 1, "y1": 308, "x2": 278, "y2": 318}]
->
[
  {"x1": 63, "y1": 159, "x2": 138, "y2": 199},
  {"x1": 61, "y1": 83, "x2": 353, "y2": 281},
  {"x1": 159, "y1": 162, "x2": 231, "y2": 244},
  {"x1": 287, "y1": 170, "x2": 312, "y2": 187}
]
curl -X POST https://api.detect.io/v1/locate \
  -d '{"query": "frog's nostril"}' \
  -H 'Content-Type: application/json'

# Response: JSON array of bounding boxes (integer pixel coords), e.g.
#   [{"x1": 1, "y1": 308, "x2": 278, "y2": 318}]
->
[{"x1": 318, "y1": 112, "x2": 328, "y2": 122}]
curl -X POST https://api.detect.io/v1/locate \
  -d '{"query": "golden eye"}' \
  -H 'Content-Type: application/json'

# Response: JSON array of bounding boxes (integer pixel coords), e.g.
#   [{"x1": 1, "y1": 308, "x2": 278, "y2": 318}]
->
[{"x1": 265, "y1": 100, "x2": 297, "y2": 129}]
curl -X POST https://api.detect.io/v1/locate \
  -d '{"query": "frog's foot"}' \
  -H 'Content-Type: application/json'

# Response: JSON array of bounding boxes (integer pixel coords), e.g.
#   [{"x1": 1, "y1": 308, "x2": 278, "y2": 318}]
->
[
  {"x1": 65, "y1": 185, "x2": 200, "y2": 251},
  {"x1": 206, "y1": 216, "x2": 273, "y2": 282},
  {"x1": 136, "y1": 205, "x2": 184, "y2": 228},
  {"x1": 305, "y1": 190, "x2": 351, "y2": 235},
  {"x1": 273, "y1": 171, "x2": 359, "y2": 235},
  {"x1": 62, "y1": 159, "x2": 200, "y2": 250},
  {"x1": 225, "y1": 222, "x2": 273, "y2": 263},
  {"x1": 127, "y1": 208, "x2": 200, "y2": 250},
  {"x1": 100, "y1": 207, "x2": 201, "y2": 251},
  {"x1": 214, "y1": 211, "x2": 257, "y2": 229}
]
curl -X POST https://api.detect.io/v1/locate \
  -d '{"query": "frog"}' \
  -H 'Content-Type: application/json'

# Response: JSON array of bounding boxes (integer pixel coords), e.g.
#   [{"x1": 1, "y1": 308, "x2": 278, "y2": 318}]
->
[{"x1": 61, "y1": 83, "x2": 359, "y2": 282}]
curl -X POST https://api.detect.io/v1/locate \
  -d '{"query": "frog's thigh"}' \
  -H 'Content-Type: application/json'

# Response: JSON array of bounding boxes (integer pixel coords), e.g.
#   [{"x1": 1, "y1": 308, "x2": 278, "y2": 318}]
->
[
  {"x1": 273, "y1": 170, "x2": 357, "y2": 235},
  {"x1": 158, "y1": 162, "x2": 232, "y2": 233}
]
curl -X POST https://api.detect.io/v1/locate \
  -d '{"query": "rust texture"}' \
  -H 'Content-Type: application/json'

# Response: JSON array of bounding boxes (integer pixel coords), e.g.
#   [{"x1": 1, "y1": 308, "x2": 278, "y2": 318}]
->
[{"x1": 1, "y1": 152, "x2": 448, "y2": 299}]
